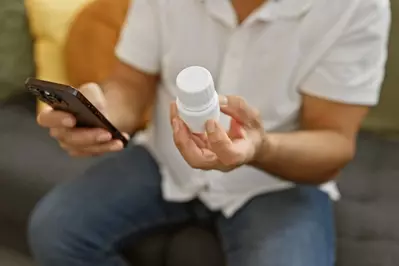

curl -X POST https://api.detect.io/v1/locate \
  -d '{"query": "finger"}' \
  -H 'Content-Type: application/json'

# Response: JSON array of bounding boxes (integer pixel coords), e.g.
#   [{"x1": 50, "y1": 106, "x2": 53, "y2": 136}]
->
[
  {"x1": 79, "y1": 83, "x2": 107, "y2": 114},
  {"x1": 38, "y1": 104, "x2": 52, "y2": 114},
  {"x1": 122, "y1": 132, "x2": 131, "y2": 141},
  {"x1": 67, "y1": 150, "x2": 93, "y2": 158},
  {"x1": 219, "y1": 95, "x2": 250, "y2": 122},
  {"x1": 172, "y1": 118, "x2": 216, "y2": 168},
  {"x1": 50, "y1": 127, "x2": 112, "y2": 147},
  {"x1": 205, "y1": 120, "x2": 237, "y2": 165},
  {"x1": 37, "y1": 108, "x2": 76, "y2": 128},
  {"x1": 80, "y1": 140, "x2": 124, "y2": 154},
  {"x1": 218, "y1": 95, "x2": 228, "y2": 107},
  {"x1": 219, "y1": 95, "x2": 260, "y2": 128},
  {"x1": 169, "y1": 102, "x2": 179, "y2": 125},
  {"x1": 63, "y1": 140, "x2": 124, "y2": 157}
]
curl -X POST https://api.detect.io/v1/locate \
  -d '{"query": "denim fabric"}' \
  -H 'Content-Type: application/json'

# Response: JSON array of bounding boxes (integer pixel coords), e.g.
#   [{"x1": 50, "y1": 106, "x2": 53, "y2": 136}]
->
[{"x1": 29, "y1": 145, "x2": 335, "y2": 266}]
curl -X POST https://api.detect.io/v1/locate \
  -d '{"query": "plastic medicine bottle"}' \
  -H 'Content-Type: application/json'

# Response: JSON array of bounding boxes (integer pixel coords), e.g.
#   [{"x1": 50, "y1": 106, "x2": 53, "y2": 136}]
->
[{"x1": 176, "y1": 66, "x2": 220, "y2": 133}]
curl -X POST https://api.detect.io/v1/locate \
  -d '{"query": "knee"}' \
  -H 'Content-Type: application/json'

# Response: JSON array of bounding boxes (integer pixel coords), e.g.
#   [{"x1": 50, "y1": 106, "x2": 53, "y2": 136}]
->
[{"x1": 28, "y1": 185, "x2": 85, "y2": 259}]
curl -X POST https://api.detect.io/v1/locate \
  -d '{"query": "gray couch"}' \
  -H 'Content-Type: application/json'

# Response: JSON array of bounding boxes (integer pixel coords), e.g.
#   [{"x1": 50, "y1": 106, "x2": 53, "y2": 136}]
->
[
  {"x1": 1, "y1": 2, "x2": 398, "y2": 266},
  {"x1": 1, "y1": 92, "x2": 399, "y2": 266}
]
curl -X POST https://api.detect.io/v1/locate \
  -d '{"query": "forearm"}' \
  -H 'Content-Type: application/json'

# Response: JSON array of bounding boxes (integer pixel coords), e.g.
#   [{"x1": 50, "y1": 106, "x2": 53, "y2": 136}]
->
[
  {"x1": 100, "y1": 62, "x2": 158, "y2": 134},
  {"x1": 251, "y1": 130, "x2": 356, "y2": 185}
]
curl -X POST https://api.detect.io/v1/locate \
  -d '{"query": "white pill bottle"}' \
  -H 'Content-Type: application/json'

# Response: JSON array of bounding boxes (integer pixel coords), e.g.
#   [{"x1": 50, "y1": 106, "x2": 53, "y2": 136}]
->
[{"x1": 176, "y1": 66, "x2": 220, "y2": 133}]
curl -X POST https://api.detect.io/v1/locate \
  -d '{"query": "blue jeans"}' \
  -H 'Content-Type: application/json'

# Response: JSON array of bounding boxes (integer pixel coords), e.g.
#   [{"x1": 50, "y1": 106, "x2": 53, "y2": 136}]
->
[{"x1": 29, "y1": 145, "x2": 335, "y2": 266}]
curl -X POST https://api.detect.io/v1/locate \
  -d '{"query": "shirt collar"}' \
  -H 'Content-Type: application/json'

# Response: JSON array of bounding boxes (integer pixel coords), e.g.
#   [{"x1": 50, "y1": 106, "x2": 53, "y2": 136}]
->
[
  {"x1": 257, "y1": 0, "x2": 313, "y2": 21},
  {"x1": 203, "y1": 0, "x2": 236, "y2": 28},
  {"x1": 202, "y1": 0, "x2": 313, "y2": 28}
]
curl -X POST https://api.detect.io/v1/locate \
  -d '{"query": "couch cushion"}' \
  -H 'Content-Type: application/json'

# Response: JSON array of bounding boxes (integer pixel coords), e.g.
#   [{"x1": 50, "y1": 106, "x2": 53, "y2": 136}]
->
[
  {"x1": 0, "y1": 247, "x2": 33, "y2": 266},
  {"x1": 335, "y1": 132, "x2": 399, "y2": 266},
  {"x1": 0, "y1": 0, "x2": 35, "y2": 99},
  {"x1": 361, "y1": 1, "x2": 399, "y2": 138},
  {"x1": 65, "y1": 0, "x2": 130, "y2": 87},
  {"x1": 0, "y1": 95, "x2": 97, "y2": 224},
  {"x1": 166, "y1": 227, "x2": 225, "y2": 266},
  {"x1": 64, "y1": 0, "x2": 151, "y2": 129},
  {"x1": 25, "y1": 0, "x2": 94, "y2": 85},
  {"x1": 24, "y1": 0, "x2": 95, "y2": 112}
]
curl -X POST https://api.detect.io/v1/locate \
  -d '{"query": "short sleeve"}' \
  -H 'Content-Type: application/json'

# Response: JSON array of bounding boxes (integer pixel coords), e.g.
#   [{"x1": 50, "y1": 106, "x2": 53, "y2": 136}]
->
[
  {"x1": 115, "y1": 0, "x2": 160, "y2": 74},
  {"x1": 301, "y1": 0, "x2": 391, "y2": 106}
]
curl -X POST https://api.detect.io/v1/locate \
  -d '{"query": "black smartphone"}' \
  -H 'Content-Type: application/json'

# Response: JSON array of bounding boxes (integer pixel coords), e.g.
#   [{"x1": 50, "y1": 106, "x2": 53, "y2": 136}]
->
[{"x1": 25, "y1": 77, "x2": 129, "y2": 147}]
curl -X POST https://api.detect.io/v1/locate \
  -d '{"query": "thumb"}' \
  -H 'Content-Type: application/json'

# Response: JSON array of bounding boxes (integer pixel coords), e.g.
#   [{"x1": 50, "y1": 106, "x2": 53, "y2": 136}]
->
[
  {"x1": 79, "y1": 82, "x2": 107, "y2": 115},
  {"x1": 122, "y1": 132, "x2": 131, "y2": 140}
]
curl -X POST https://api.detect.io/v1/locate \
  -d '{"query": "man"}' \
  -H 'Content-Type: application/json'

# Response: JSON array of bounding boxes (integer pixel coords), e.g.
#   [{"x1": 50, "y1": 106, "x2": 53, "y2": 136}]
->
[{"x1": 29, "y1": 0, "x2": 391, "y2": 265}]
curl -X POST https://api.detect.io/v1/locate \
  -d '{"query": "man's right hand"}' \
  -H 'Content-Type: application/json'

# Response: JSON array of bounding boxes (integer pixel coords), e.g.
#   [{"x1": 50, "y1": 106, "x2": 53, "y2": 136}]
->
[{"x1": 37, "y1": 83, "x2": 127, "y2": 157}]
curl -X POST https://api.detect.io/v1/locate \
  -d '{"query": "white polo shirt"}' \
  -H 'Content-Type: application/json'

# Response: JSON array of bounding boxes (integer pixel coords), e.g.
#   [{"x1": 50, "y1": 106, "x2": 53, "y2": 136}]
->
[{"x1": 116, "y1": 0, "x2": 391, "y2": 217}]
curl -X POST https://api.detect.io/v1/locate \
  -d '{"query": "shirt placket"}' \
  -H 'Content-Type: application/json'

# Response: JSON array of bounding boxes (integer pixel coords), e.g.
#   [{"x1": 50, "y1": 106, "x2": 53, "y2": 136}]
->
[
  {"x1": 217, "y1": 28, "x2": 250, "y2": 95},
  {"x1": 197, "y1": 28, "x2": 251, "y2": 193}
]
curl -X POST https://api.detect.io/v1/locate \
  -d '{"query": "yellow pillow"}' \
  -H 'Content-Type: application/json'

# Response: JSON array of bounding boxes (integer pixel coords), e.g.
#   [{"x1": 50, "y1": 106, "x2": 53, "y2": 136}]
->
[{"x1": 25, "y1": 0, "x2": 94, "y2": 112}]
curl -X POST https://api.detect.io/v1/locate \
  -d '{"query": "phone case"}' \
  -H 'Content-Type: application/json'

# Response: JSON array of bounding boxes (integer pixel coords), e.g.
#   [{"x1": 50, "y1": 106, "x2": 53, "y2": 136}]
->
[{"x1": 25, "y1": 78, "x2": 128, "y2": 147}]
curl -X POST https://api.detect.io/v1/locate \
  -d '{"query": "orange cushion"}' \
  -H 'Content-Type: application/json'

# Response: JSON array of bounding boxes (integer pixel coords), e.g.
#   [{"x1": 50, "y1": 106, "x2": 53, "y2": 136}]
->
[
  {"x1": 64, "y1": 0, "x2": 130, "y2": 87},
  {"x1": 65, "y1": 0, "x2": 151, "y2": 129}
]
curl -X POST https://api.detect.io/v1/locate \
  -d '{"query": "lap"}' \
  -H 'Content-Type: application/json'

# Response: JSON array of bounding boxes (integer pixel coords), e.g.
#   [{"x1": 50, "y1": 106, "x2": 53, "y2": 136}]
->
[
  {"x1": 29, "y1": 145, "x2": 192, "y2": 249},
  {"x1": 30, "y1": 148, "x2": 335, "y2": 265},
  {"x1": 217, "y1": 186, "x2": 335, "y2": 266}
]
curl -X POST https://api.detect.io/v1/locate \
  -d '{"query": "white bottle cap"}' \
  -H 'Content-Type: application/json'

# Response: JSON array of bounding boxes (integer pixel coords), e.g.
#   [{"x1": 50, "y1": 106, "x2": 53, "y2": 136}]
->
[{"x1": 176, "y1": 66, "x2": 215, "y2": 110}]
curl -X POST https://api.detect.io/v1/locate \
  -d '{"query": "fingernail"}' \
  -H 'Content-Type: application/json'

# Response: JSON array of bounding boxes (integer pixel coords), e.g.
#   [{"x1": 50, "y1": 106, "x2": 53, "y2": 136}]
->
[
  {"x1": 62, "y1": 118, "x2": 75, "y2": 127},
  {"x1": 173, "y1": 119, "x2": 180, "y2": 132},
  {"x1": 206, "y1": 120, "x2": 216, "y2": 133},
  {"x1": 97, "y1": 133, "x2": 111, "y2": 142},
  {"x1": 219, "y1": 95, "x2": 228, "y2": 106}
]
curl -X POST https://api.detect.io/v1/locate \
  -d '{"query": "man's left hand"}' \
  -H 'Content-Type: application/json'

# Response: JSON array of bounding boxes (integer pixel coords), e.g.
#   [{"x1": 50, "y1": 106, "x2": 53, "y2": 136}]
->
[{"x1": 170, "y1": 95, "x2": 266, "y2": 172}]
